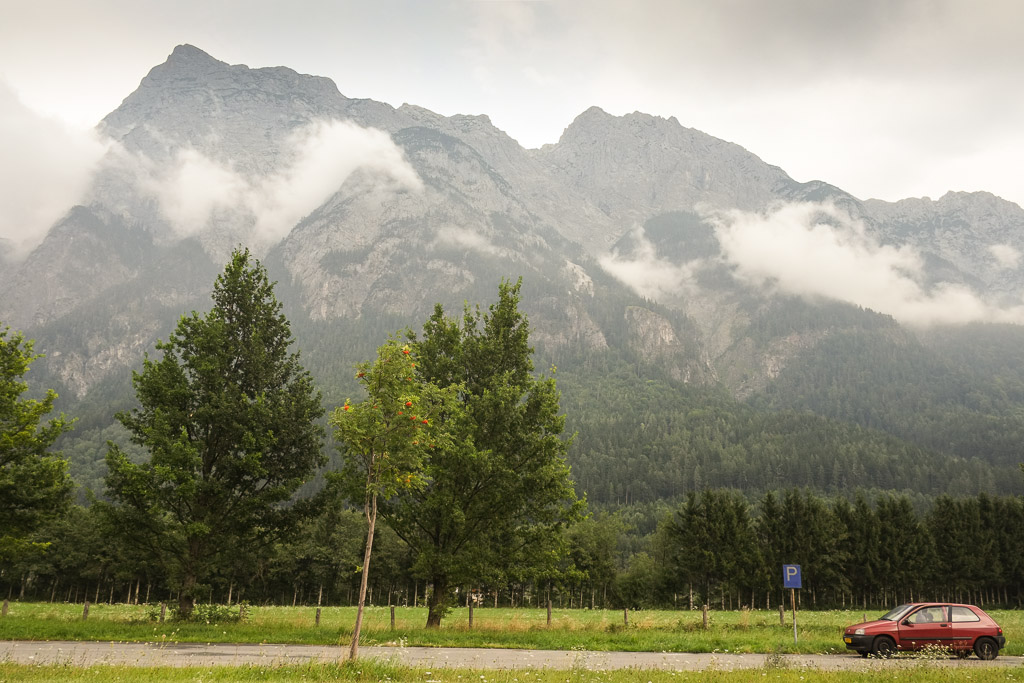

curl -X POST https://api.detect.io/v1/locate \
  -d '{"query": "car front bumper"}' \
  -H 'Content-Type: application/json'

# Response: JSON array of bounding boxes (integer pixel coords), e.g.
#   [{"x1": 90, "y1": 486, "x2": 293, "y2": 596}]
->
[{"x1": 843, "y1": 634, "x2": 874, "y2": 652}]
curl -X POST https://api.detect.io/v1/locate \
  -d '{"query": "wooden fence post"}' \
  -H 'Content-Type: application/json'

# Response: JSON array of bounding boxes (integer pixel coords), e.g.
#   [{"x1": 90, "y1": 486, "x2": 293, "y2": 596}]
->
[
  {"x1": 546, "y1": 595, "x2": 552, "y2": 627},
  {"x1": 2, "y1": 599, "x2": 8, "y2": 617},
  {"x1": 702, "y1": 604, "x2": 709, "y2": 630},
  {"x1": 779, "y1": 603, "x2": 784, "y2": 626},
  {"x1": 160, "y1": 602, "x2": 166, "y2": 622},
  {"x1": 468, "y1": 601, "x2": 474, "y2": 629},
  {"x1": 623, "y1": 607, "x2": 628, "y2": 626},
  {"x1": 82, "y1": 601, "x2": 90, "y2": 621},
  {"x1": 391, "y1": 605, "x2": 396, "y2": 630},
  {"x1": 315, "y1": 607, "x2": 321, "y2": 627}
]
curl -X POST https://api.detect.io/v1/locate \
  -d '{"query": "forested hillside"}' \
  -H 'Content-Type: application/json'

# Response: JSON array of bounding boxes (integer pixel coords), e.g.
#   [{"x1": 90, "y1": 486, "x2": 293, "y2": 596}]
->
[{"x1": 53, "y1": 297, "x2": 1024, "y2": 504}]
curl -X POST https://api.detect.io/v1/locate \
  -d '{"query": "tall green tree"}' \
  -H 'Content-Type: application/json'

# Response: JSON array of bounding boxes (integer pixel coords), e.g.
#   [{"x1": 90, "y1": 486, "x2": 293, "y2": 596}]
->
[
  {"x1": 0, "y1": 326, "x2": 74, "y2": 565},
  {"x1": 567, "y1": 510, "x2": 626, "y2": 608},
  {"x1": 105, "y1": 249, "x2": 324, "y2": 618},
  {"x1": 661, "y1": 489, "x2": 760, "y2": 607},
  {"x1": 834, "y1": 494, "x2": 880, "y2": 607},
  {"x1": 757, "y1": 489, "x2": 848, "y2": 605},
  {"x1": 330, "y1": 337, "x2": 455, "y2": 658},
  {"x1": 388, "y1": 279, "x2": 582, "y2": 627}
]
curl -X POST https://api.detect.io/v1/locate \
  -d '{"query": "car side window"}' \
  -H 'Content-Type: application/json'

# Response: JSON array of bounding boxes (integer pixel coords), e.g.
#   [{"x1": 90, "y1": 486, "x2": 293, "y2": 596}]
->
[
  {"x1": 908, "y1": 606, "x2": 946, "y2": 624},
  {"x1": 950, "y1": 606, "x2": 980, "y2": 623}
]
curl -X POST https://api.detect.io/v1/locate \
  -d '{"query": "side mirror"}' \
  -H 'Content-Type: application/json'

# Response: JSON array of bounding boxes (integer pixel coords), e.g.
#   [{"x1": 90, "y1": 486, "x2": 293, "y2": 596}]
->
[{"x1": 902, "y1": 619, "x2": 914, "y2": 626}]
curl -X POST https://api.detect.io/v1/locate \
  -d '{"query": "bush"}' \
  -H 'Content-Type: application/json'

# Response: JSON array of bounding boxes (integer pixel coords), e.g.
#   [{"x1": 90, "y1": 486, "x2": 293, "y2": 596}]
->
[{"x1": 170, "y1": 602, "x2": 250, "y2": 623}]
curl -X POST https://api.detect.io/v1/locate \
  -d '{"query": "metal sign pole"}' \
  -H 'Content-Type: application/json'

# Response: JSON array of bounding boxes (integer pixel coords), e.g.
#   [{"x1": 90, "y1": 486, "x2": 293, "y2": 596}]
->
[
  {"x1": 782, "y1": 564, "x2": 801, "y2": 646},
  {"x1": 791, "y1": 588, "x2": 797, "y2": 645}
]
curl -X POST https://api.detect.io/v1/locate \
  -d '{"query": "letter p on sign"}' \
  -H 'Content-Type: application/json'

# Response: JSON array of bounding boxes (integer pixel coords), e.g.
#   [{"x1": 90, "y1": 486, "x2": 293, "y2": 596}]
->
[{"x1": 783, "y1": 564, "x2": 802, "y2": 589}]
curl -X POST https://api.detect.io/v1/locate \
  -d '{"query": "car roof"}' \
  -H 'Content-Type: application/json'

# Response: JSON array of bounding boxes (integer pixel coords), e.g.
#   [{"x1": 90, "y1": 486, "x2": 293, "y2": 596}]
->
[{"x1": 903, "y1": 602, "x2": 980, "y2": 607}]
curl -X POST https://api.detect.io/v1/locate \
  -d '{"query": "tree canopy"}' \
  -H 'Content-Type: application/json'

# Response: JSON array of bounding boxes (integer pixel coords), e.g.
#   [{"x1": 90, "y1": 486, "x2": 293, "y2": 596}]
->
[
  {"x1": 104, "y1": 249, "x2": 325, "y2": 617},
  {"x1": 385, "y1": 279, "x2": 583, "y2": 627},
  {"x1": 330, "y1": 336, "x2": 457, "y2": 656},
  {"x1": 0, "y1": 325, "x2": 74, "y2": 565}
]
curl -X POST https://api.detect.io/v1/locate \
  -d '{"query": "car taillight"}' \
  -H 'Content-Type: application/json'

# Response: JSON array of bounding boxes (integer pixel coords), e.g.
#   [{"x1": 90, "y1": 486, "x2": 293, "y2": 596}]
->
[{"x1": 997, "y1": 627, "x2": 1003, "y2": 635}]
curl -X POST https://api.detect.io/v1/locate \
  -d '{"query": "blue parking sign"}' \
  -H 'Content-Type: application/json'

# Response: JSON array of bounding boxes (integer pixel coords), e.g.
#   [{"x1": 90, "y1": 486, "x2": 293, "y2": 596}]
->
[{"x1": 783, "y1": 564, "x2": 802, "y2": 589}]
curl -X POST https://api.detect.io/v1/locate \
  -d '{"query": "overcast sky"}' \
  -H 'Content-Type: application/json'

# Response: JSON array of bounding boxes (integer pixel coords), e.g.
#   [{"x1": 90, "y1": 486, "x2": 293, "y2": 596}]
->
[{"x1": 1, "y1": 0, "x2": 1022, "y2": 211}]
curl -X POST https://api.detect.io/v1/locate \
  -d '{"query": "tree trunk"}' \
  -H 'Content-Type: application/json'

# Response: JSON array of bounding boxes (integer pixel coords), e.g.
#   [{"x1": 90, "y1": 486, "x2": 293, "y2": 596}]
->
[
  {"x1": 179, "y1": 571, "x2": 197, "y2": 619},
  {"x1": 349, "y1": 493, "x2": 378, "y2": 659},
  {"x1": 426, "y1": 574, "x2": 449, "y2": 628}
]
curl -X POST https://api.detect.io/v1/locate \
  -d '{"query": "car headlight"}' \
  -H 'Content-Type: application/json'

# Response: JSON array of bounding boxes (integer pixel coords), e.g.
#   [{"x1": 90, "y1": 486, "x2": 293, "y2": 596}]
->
[{"x1": 854, "y1": 629, "x2": 865, "y2": 635}]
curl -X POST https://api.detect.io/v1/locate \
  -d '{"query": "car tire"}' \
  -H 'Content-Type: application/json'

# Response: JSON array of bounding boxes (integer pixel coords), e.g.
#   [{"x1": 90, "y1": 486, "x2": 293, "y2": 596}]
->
[
  {"x1": 974, "y1": 637, "x2": 998, "y2": 661},
  {"x1": 872, "y1": 636, "x2": 896, "y2": 657}
]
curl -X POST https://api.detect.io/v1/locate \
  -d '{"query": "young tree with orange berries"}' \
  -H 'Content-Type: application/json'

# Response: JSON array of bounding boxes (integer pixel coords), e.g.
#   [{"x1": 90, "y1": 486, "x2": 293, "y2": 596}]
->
[{"x1": 330, "y1": 338, "x2": 459, "y2": 659}]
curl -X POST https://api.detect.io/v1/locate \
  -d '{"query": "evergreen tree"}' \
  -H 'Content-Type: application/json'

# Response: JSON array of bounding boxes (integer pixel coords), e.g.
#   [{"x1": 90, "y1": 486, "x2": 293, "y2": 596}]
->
[
  {"x1": 834, "y1": 494, "x2": 880, "y2": 607},
  {"x1": 0, "y1": 326, "x2": 74, "y2": 566},
  {"x1": 662, "y1": 489, "x2": 759, "y2": 607},
  {"x1": 104, "y1": 249, "x2": 325, "y2": 618}
]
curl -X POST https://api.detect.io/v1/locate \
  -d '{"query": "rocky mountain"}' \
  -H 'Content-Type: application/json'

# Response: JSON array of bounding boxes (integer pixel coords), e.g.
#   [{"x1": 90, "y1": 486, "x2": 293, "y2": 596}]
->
[{"x1": 3, "y1": 45, "x2": 1023, "y2": 498}]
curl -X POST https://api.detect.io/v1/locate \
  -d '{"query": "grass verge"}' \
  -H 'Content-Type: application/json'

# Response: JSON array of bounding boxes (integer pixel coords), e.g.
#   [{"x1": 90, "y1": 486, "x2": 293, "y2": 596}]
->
[
  {"x1": 2, "y1": 660, "x2": 1024, "y2": 682},
  {"x1": 0, "y1": 603, "x2": 1020, "y2": 657}
]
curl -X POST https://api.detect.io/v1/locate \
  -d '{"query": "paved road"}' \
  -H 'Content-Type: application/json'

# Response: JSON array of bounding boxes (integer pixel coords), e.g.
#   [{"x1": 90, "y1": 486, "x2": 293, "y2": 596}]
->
[{"x1": 1, "y1": 640, "x2": 1022, "y2": 671}]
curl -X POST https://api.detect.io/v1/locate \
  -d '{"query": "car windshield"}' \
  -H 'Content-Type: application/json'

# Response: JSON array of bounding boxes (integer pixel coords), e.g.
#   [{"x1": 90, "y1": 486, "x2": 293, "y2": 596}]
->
[{"x1": 880, "y1": 604, "x2": 915, "y2": 621}]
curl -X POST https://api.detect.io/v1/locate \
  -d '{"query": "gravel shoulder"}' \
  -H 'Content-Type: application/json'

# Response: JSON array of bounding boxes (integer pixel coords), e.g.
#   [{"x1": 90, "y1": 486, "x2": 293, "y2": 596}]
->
[{"x1": 1, "y1": 640, "x2": 1022, "y2": 671}]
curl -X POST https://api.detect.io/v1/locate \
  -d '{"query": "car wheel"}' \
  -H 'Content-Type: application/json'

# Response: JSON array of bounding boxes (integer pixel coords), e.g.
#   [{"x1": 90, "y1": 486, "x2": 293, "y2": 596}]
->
[
  {"x1": 974, "y1": 637, "x2": 998, "y2": 661},
  {"x1": 872, "y1": 636, "x2": 896, "y2": 657}
]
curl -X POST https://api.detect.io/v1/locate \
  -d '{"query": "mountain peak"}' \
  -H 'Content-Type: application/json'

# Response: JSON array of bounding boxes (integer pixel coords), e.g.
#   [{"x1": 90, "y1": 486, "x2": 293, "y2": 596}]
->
[{"x1": 168, "y1": 44, "x2": 221, "y2": 64}]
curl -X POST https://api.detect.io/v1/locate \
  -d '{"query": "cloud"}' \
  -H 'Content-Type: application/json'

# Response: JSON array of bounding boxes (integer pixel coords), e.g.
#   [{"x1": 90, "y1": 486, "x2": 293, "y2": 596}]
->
[
  {"x1": 598, "y1": 227, "x2": 699, "y2": 301},
  {"x1": 0, "y1": 81, "x2": 110, "y2": 258},
  {"x1": 708, "y1": 202, "x2": 1024, "y2": 326},
  {"x1": 989, "y1": 244, "x2": 1021, "y2": 270},
  {"x1": 144, "y1": 119, "x2": 422, "y2": 243},
  {"x1": 143, "y1": 148, "x2": 248, "y2": 238},
  {"x1": 251, "y1": 120, "x2": 422, "y2": 242},
  {"x1": 433, "y1": 226, "x2": 501, "y2": 256}
]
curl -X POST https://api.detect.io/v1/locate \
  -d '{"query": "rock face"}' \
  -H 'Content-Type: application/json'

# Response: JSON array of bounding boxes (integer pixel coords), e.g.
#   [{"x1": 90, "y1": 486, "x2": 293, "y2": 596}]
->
[
  {"x1": 863, "y1": 192, "x2": 1024, "y2": 303},
  {"x1": 539, "y1": 107, "x2": 793, "y2": 236},
  {"x1": 3, "y1": 44, "x2": 1023, "y2": 402}
]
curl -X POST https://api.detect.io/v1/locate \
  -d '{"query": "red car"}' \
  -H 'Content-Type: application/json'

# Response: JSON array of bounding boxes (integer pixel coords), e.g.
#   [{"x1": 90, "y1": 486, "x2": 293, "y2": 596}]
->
[{"x1": 843, "y1": 603, "x2": 1006, "y2": 659}]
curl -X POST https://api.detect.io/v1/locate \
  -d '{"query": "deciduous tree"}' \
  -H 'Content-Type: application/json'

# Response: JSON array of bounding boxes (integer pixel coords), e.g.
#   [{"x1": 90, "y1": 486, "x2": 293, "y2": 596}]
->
[
  {"x1": 330, "y1": 337, "x2": 456, "y2": 657},
  {"x1": 388, "y1": 279, "x2": 583, "y2": 627}
]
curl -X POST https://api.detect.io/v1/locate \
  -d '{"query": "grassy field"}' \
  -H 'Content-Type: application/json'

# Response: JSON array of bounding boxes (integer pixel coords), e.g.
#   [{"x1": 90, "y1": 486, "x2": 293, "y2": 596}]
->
[
  {"x1": 1, "y1": 660, "x2": 1024, "y2": 682},
  {"x1": 0, "y1": 602, "x2": 1020, "y2": 657}
]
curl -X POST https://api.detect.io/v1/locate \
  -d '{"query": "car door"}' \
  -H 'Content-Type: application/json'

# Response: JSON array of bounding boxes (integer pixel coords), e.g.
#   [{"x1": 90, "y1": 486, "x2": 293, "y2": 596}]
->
[
  {"x1": 898, "y1": 605, "x2": 949, "y2": 649},
  {"x1": 948, "y1": 605, "x2": 984, "y2": 651}
]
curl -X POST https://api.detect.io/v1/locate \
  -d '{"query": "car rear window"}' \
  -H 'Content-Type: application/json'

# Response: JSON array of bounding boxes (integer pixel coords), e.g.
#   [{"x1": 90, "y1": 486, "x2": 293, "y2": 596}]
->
[{"x1": 951, "y1": 606, "x2": 980, "y2": 623}]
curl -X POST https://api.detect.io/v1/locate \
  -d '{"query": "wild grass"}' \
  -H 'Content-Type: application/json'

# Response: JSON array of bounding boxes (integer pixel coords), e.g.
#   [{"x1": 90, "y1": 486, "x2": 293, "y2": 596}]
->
[
  {"x1": 1, "y1": 660, "x2": 1023, "y2": 683},
  {"x1": 0, "y1": 602, "x2": 1021, "y2": 657}
]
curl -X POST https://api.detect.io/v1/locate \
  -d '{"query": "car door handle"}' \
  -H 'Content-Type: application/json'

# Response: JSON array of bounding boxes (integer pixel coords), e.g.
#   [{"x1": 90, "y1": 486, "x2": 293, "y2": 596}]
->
[{"x1": 940, "y1": 624, "x2": 949, "y2": 627}]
